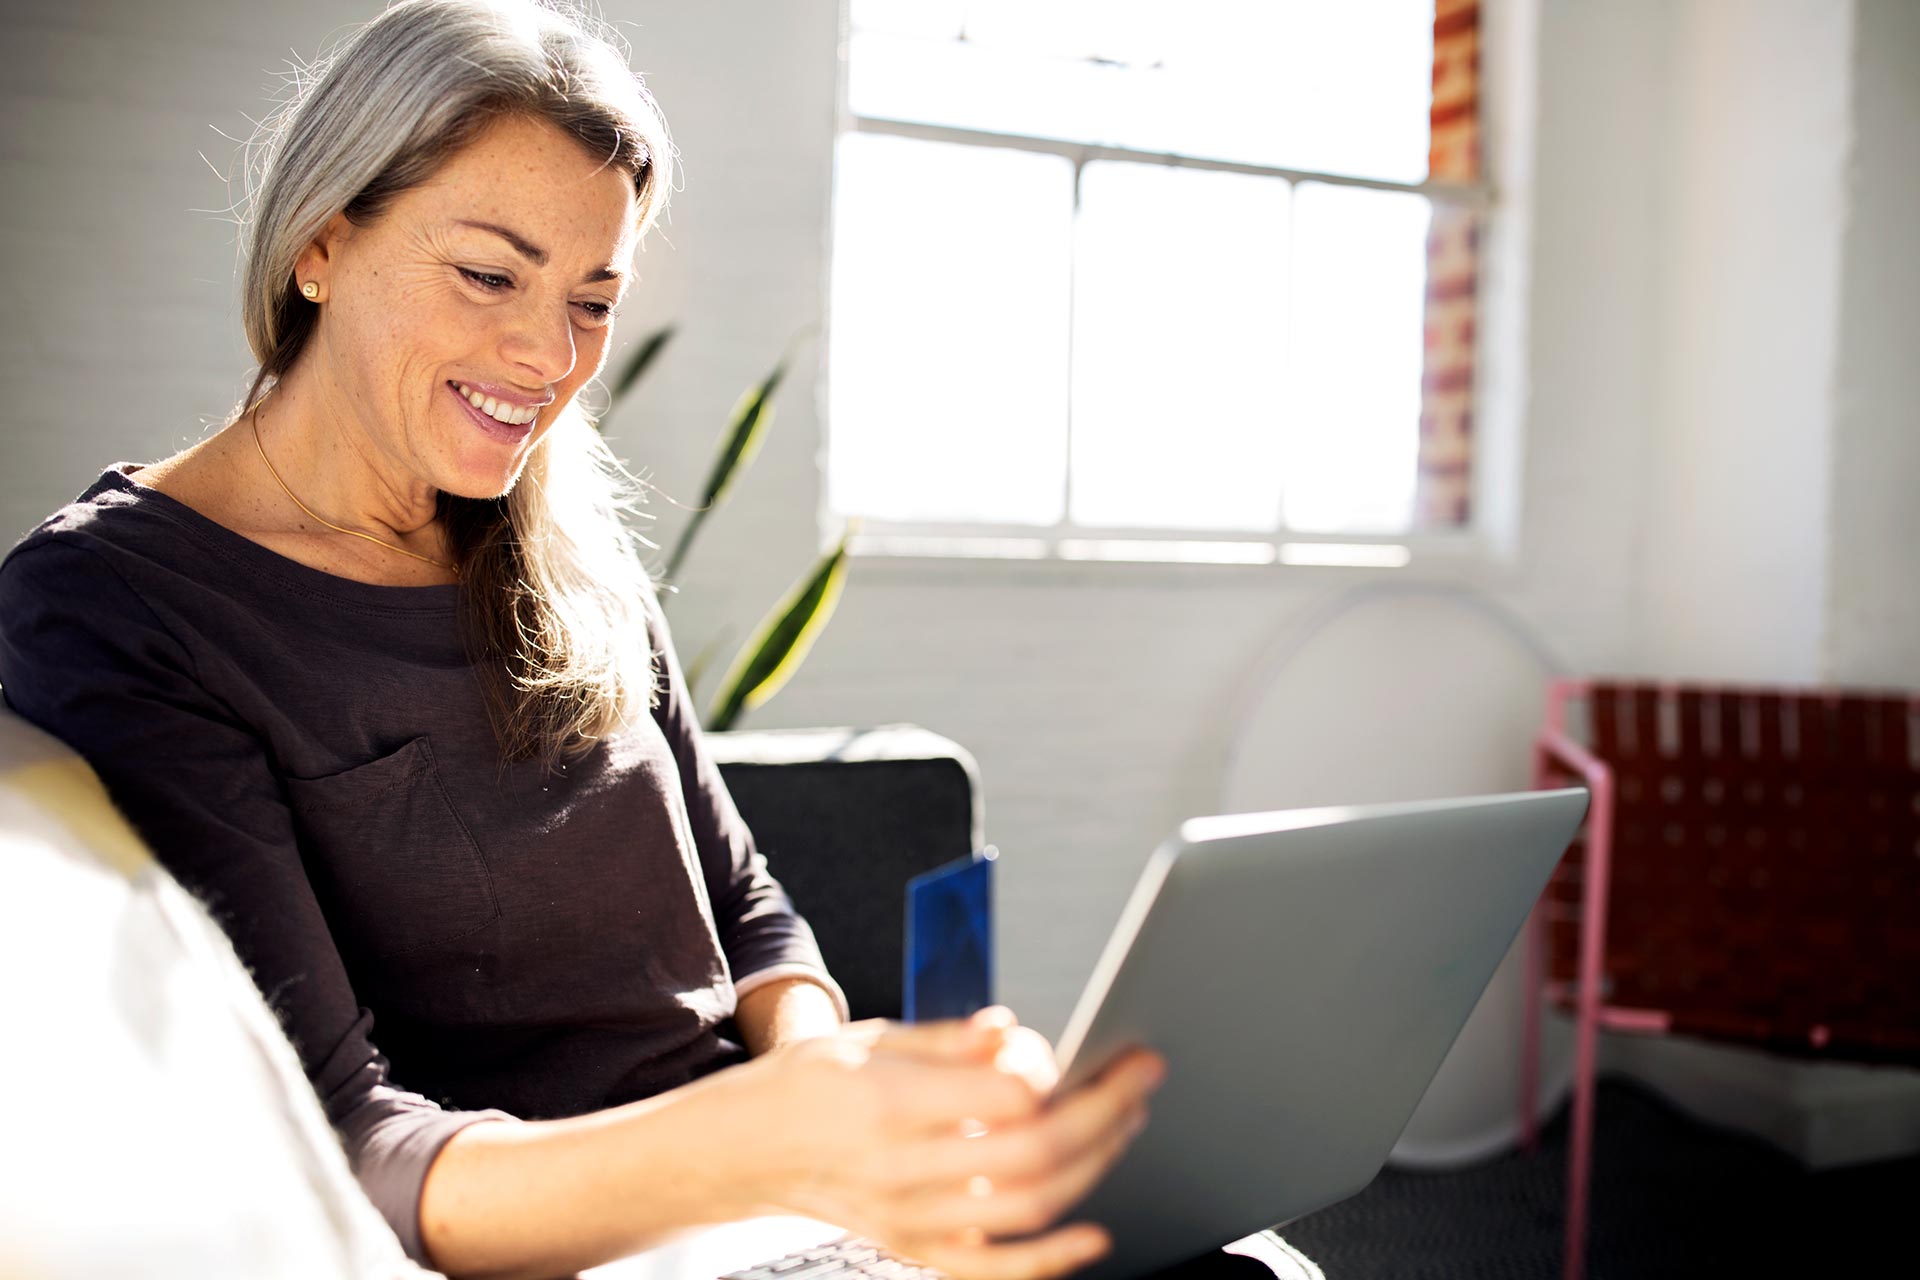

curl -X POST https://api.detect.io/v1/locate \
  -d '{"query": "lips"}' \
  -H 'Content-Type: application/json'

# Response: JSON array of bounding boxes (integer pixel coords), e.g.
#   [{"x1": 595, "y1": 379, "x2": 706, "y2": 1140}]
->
[
  {"x1": 450, "y1": 379, "x2": 544, "y2": 424},
  {"x1": 448, "y1": 380, "x2": 534, "y2": 445}
]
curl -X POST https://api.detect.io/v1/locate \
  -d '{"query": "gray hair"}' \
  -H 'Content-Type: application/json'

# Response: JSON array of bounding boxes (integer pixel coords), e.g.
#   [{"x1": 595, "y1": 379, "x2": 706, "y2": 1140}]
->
[{"x1": 231, "y1": 0, "x2": 679, "y2": 774}]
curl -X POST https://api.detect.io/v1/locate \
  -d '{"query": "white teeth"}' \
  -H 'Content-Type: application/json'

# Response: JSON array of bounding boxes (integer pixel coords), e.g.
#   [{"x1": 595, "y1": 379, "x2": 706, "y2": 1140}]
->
[{"x1": 454, "y1": 382, "x2": 539, "y2": 427}]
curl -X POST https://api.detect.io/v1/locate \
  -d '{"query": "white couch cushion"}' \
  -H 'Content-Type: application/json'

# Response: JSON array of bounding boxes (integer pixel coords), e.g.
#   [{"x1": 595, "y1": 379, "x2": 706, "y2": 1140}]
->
[{"x1": 0, "y1": 706, "x2": 434, "y2": 1278}]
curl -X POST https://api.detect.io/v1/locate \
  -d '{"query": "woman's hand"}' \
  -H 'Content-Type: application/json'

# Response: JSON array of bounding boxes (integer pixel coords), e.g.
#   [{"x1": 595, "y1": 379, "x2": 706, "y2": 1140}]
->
[{"x1": 719, "y1": 1007, "x2": 1166, "y2": 1280}]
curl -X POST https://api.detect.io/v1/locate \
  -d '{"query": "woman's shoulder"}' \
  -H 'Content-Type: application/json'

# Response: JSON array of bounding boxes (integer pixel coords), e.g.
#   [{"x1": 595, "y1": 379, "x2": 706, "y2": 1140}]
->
[
  {"x1": 0, "y1": 431, "x2": 276, "y2": 629},
  {"x1": 2, "y1": 435, "x2": 454, "y2": 615},
  {"x1": 0, "y1": 466, "x2": 178, "y2": 628},
  {"x1": 3, "y1": 454, "x2": 205, "y2": 582},
  {"x1": 7, "y1": 462, "x2": 170, "y2": 558},
  {"x1": 0, "y1": 477, "x2": 190, "y2": 718}
]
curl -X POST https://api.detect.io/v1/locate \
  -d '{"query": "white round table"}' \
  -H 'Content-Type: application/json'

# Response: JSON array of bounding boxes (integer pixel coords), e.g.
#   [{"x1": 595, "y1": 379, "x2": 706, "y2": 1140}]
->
[{"x1": 1221, "y1": 584, "x2": 1575, "y2": 1168}]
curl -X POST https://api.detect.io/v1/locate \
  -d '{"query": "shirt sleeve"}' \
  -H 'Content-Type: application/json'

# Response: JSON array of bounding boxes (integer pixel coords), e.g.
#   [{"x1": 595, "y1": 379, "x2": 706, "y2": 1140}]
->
[
  {"x1": 0, "y1": 538, "x2": 514, "y2": 1267},
  {"x1": 640, "y1": 586, "x2": 850, "y2": 1023}
]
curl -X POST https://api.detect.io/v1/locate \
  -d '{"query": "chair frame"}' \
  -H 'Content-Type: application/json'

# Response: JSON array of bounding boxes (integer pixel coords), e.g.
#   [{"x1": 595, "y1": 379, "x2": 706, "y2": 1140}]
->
[{"x1": 1518, "y1": 677, "x2": 1920, "y2": 1280}]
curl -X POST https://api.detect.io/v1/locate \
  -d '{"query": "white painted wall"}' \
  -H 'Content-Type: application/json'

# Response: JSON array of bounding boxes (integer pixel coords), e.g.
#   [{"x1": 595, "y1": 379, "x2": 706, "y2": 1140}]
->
[
  {"x1": 1633, "y1": 0, "x2": 1851, "y2": 683},
  {"x1": 2, "y1": 0, "x2": 1915, "y2": 1161},
  {"x1": 1826, "y1": 0, "x2": 1920, "y2": 688}
]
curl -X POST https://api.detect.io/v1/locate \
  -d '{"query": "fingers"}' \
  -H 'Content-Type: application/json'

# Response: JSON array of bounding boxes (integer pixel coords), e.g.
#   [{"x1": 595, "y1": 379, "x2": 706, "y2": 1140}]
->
[
  {"x1": 992, "y1": 1025, "x2": 1061, "y2": 1097},
  {"x1": 869, "y1": 1053, "x2": 1048, "y2": 1131},
  {"x1": 782, "y1": 1032, "x2": 1165, "y2": 1280},
  {"x1": 887, "y1": 1050, "x2": 1162, "y2": 1191},
  {"x1": 865, "y1": 1007, "x2": 1018, "y2": 1062},
  {"x1": 858, "y1": 1011, "x2": 1056, "y2": 1131},
  {"x1": 879, "y1": 1050, "x2": 1164, "y2": 1244},
  {"x1": 854, "y1": 1011, "x2": 1056, "y2": 1097},
  {"x1": 906, "y1": 1222, "x2": 1112, "y2": 1280},
  {"x1": 902, "y1": 1100, "x2": 1146, "y2": 1240}
]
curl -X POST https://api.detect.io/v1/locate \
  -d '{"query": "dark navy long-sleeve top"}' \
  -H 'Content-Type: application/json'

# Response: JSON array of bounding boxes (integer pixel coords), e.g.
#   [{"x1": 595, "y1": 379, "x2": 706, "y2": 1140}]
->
[{"x1": 0, "y1": 463, "x2": 846, "y2": 1266}]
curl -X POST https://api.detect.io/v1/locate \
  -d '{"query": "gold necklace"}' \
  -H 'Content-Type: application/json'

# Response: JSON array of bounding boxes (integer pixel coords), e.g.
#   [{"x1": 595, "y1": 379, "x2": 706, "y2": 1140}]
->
[{"x1": 250, "y1": 401, "x2": 459, "y2": 580}]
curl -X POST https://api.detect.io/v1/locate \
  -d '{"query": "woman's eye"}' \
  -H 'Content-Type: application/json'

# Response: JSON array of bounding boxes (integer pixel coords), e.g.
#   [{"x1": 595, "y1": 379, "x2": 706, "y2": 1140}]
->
[
  {"x1": 460, "y1": 267, "x2": 614, "y2": 325},
  {"x1": 458, "y1": 267, "x2": 512, "y2": 291}
]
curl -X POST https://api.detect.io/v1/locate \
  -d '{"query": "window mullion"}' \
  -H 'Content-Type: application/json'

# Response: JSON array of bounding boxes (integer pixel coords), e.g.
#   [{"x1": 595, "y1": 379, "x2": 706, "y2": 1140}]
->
[
  {"x1": 1058, "y1": 151, "x2": 1085, "y2": 545},
  {"x1": 1274, "y1": 176, "x2": 1297, "y2": 542}
]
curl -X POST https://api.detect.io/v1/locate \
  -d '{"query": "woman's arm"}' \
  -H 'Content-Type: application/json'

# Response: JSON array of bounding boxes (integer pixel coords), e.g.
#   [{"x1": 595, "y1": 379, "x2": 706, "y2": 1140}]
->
[
  {"x1": 418, "y1": 1055, "x2": 761, "y2": 1280},
  {"x1": 419, "y1": 1011, "x2": 1168, "y2": 1280},
  {"x1": 735, "y1": 973, "x2": 846, "y2": 1054},
  {"x1": 639, "y1": 587, "x2": 851, "y2": 1020}
]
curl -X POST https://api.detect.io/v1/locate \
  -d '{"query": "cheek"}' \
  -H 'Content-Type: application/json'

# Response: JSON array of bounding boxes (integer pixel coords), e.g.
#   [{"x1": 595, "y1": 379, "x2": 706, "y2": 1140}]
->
[
  {"x1": 381, "y1": 269, "x2": 473, "y2": 342},
  {"x1": 361, "y1": 272, "x2": 462, "y2": 361}
]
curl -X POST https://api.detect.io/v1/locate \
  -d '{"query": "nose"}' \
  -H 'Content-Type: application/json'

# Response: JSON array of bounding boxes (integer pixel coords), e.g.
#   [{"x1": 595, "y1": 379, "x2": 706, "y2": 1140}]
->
[{"x1": 501, "y1": 293, "x2": 577, "y2": 386}]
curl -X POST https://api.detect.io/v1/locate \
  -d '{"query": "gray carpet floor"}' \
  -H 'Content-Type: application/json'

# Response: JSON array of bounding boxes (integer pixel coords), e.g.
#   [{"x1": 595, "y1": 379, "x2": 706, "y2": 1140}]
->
[{"x1": 1277, "y1": 1075, "x2": 1919, "y2": 1278}]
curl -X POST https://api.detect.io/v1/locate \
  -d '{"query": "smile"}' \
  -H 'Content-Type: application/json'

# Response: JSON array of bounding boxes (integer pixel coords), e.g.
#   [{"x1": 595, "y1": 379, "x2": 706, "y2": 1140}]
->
[
  {"x1": 448, "y1": 381, "x2": 536, "y2": 444},
  {"x1": 450, "y1": 380, "x2": 541, "y2": 426}
]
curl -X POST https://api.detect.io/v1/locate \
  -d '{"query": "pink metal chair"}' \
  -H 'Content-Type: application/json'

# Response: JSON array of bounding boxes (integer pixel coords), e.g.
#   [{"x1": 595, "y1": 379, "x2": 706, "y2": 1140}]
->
[{"x1": 1520, "y1": 679, "x2": 1920, "y2": 1280}]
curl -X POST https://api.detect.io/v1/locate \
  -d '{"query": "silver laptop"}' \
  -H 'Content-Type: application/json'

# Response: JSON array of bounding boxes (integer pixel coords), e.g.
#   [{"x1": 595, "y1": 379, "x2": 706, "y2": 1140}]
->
[
  {"x1": 1051, "y1": 787, "x2": 1589, "y2": 1278},
  {"x1": 597, "y1": 787, "x2": 1587, "y2": 1280}
]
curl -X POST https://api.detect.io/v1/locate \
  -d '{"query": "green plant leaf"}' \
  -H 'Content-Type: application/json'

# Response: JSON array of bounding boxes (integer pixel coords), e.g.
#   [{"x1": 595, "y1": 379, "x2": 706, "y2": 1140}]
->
[
  {"x1": 683, "y1": 627, "x2": 734, "y2": 704},
  {"x1": 703, "y1": 366, "x2": 784, "y2": 512},
  {"x1": 666, "y1": 372, "x2": 781, "y2": 579},
  {"x1": 705, "y1": 533, "x2": 851, "y2": 732},
  {"x1": 606, "y1": 323, "x2": 675, "y2": 412},
  {"x1": 665, "y1": 326, "x2": 815, "y2": 581}
]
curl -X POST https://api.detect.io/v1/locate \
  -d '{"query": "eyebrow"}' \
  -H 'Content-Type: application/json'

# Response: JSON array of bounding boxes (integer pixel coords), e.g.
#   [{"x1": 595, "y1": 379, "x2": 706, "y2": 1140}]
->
[{"x1": 452, "y1": 219, "x2": 625, "y2": 284}]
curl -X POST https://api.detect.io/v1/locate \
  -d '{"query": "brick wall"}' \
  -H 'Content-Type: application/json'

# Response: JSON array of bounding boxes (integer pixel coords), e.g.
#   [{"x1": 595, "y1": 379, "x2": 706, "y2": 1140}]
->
[{"x1": 1417, "y1": 0, "x2": 1481, "y2": 527}]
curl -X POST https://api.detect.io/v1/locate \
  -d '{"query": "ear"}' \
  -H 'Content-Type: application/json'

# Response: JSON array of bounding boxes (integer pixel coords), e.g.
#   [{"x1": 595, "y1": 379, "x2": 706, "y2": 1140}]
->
[{"x1": 292, "y1": 212, "x2": 355, "y2": 296}]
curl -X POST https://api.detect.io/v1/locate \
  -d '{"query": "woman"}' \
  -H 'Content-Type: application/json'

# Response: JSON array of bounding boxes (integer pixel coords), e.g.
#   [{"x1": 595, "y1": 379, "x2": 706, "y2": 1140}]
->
[{"x1": 0, "y1": 2, "x2": 1166, "y2": 1278}]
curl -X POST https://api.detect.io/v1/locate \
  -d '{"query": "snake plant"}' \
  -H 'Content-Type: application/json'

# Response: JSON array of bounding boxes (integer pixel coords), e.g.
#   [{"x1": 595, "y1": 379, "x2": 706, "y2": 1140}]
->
[{"x1": 601, "y1": 323, "x2": 850, "y2": 731}]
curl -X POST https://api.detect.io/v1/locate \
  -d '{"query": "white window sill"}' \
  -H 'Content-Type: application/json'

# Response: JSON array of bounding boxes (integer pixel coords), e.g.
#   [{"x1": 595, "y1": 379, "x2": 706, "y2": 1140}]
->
[{"x1": 832, "y1": 526, "x2": 1515, "y2": 584}]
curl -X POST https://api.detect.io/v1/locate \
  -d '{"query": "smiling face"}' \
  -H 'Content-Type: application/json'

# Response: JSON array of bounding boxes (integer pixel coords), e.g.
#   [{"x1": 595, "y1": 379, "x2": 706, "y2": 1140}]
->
[{"x1": 292, "y1": 112, "x2": 640, "y2": 501}]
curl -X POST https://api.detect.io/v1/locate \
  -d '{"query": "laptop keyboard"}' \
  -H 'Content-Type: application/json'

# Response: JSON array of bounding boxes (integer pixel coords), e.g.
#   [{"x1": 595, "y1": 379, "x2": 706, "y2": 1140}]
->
[{"x1": 721, "y1": 1235, "x2": 946, "y2": 1280}]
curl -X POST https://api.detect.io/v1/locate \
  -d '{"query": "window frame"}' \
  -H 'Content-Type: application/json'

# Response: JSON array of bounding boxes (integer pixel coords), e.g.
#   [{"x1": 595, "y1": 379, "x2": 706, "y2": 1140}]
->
[{"x1": 823, "y1": 9, "x2": 1504, "y2": 573}]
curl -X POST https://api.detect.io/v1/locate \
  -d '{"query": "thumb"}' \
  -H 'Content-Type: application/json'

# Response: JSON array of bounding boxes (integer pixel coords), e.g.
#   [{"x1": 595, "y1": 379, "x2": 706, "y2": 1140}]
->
[{"x1": 993, "y1": 1024, "x2": 1062, "y2": 1096}]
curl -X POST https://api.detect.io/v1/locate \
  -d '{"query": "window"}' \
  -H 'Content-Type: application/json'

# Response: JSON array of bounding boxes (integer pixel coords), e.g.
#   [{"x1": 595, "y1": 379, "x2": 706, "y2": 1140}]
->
[{"x1": 827, "y1": 1, "x2": 1486, "y2": 564}]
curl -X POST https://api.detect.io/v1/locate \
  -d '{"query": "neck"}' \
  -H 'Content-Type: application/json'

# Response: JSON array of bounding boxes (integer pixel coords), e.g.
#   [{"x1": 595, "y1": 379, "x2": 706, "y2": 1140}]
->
[{"x1": 250, "y1": 359, "x2": 443, "y2": 544}]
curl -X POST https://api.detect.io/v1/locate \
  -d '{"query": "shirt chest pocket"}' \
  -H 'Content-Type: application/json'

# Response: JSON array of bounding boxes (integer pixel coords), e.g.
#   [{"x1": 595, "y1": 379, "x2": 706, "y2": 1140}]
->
[{"x1": 284, "y1": 735, "x2": 500, "y2": 960}]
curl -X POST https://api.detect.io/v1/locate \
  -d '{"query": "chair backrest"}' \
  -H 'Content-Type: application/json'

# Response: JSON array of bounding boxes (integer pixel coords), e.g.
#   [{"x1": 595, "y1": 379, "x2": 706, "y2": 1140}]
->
[
  {"x1": 708, "y1": 724, "x2": 983, "y2": 1022},
  {"x1": 1543, "y1": 680, "x2": 1920, "y2": 1062}
]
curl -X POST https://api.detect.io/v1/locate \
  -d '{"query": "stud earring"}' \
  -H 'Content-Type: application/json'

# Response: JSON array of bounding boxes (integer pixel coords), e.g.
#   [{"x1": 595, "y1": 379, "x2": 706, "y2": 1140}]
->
[{"x1": 301, "y1": 281, "x2": 320, "y2": 301}]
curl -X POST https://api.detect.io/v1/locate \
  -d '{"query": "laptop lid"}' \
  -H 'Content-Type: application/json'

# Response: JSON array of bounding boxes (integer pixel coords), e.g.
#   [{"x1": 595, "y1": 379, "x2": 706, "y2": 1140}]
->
[{"x1": 1053, "y1": 788, "x2": 1589, "y2": 1279}]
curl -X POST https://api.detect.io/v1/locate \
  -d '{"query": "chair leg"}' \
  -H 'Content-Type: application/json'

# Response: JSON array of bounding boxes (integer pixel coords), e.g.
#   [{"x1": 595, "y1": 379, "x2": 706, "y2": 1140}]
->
[
  {"x1": 1564, "y1": 986, "x2": 1599, "y2": 1280},
  {"x1": 1563, "y1": 771, "x2": 1614, "y2": 1280}
]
